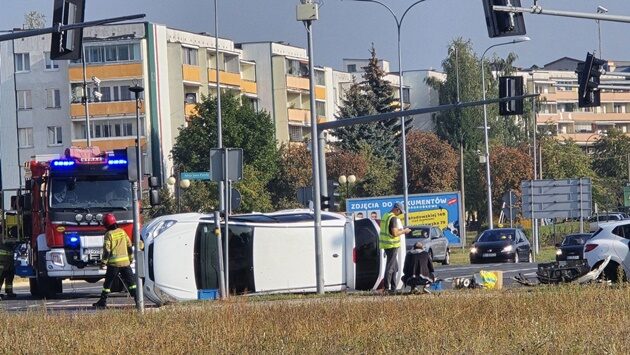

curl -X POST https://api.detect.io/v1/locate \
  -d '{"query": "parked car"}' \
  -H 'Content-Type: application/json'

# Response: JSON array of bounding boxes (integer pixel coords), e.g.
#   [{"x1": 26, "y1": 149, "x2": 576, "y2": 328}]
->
[
  {"x1": 555, "y1": 233, "x2": 592, "y2": 261},
  {"x1": 588, "y1": 213, "x2": 628, "y2": 232},
  {"x1": 469, "y1": 228, "x2": 532, "y2": 264},
  {"x1": 405, "y1": 225, "x2": 450, "y2": 265},
  {"x1": 584, "y1": 221, "x2": 630, "y2": 282}
]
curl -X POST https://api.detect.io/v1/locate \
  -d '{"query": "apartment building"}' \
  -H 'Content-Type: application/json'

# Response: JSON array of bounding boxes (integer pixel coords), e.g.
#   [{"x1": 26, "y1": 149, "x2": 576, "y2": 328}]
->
[
  {"x1": 239, "y1": 42, "x2": 331, "y2": 144},
  {"x1": 0, "y1": 34, "x2": 71, "y2": 191},
  {"x1": 520, "y1": 57, "x2": 630, "y2": 149},
  {"x1": 0, "y1": 22, "x2": 259, "y2": 189}
]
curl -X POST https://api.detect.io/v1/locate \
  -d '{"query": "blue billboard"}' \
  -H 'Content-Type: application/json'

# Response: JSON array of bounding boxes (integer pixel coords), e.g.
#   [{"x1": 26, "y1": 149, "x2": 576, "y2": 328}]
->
[{"x1": 346, "y1": 192, "x2": 462, "y2": 245}]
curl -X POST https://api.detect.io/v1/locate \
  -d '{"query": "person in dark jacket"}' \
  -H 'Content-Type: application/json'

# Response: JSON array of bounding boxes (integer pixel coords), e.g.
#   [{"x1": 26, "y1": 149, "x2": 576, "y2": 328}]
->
[{"x1": 402, "y1": 242, "x2": 435, "y2": 294}]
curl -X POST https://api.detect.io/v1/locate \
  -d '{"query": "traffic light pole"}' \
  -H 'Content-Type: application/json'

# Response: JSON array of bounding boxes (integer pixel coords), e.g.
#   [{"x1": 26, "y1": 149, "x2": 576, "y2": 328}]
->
[{"x1": 493, "y1": 5, "x2": 630, "y2": 24}]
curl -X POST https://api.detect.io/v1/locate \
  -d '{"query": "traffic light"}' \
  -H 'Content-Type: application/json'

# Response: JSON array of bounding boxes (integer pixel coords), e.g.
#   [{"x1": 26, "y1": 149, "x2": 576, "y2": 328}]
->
[
  {"x1": 50, "y1": 0, "x2": 86, "y2": 60},
  {"x1": 482, "y1": 0, "x2": 526, "y2": 38},
  {"x1": 499, "y1": 76, "x2": 524, "y2": 116},
  {"x1": 577, "y1": 52, "x2": 606, "y2": 108},
  {"x1": 321, "y1": 194, "x2": 330, "y2": 211},
  {"x1": 327, "y1": 180, "x2": 341, "y2": 212}
]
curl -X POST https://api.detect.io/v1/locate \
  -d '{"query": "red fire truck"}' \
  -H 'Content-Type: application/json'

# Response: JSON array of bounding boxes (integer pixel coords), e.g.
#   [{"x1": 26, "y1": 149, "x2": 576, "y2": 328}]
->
[{"x1": 17, "y1": 146, "x2": 135, "y2": 298}]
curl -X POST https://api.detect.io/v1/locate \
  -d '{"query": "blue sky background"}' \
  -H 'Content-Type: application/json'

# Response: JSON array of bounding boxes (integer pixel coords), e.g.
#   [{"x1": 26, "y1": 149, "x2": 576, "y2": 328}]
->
[{"x1": 2, "y1": 1, "x2": 630, "y2": 72}]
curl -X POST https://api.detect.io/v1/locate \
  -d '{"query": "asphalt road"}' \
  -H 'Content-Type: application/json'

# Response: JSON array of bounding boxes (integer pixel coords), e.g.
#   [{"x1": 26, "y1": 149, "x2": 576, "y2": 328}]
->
[{"x1": 0, "y1": 262, "x2": 539, "y2": 312}]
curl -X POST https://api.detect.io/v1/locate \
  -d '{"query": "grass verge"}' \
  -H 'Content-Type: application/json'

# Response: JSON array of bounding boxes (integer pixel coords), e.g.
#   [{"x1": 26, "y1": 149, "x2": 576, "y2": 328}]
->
[{"x1": 1, "y1": 284, "x2": 628, "y2": 353}]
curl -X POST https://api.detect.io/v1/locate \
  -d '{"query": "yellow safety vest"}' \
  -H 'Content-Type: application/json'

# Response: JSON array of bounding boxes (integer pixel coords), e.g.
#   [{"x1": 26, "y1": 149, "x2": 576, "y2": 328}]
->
[
  {"x1": 379, "y1": 212, "x2": 401, "y2": 250},
  {"x1": 103, "y1": 228, "x2": 132, "y2": 267}
]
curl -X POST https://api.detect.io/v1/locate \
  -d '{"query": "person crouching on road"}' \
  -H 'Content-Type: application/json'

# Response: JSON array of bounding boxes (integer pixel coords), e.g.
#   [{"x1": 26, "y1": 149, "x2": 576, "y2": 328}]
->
[
  {"x1": 402, "y1": 242, "x2": 435, "y2": 294},
  {"x1": 379, "y1": 202, "x2": 411, "y2": 294},
  {"x1": 0, "y1": 241, "x2": 16, "y2": 299},
  {"x1": 93, "y1": 213, "x2": 137, "y2": 308}
]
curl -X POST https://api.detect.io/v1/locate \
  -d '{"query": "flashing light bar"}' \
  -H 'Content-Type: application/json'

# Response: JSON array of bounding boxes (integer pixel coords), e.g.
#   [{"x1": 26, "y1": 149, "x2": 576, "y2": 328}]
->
[
  {"x1": 107, "y1": 159, "x2": 128, "y2": 166},
  {"x1": 52, "y1": 160, "x2": 76, "y2": 167}
]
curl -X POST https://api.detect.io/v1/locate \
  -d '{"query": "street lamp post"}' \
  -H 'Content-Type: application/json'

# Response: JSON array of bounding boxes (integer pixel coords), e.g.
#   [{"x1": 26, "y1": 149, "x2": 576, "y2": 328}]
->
[
  {"x1": 348, "y1": 0, "x2": 427, "y2": 226},
  {"x1": 597, "y1": 6, "x2": 608, "y2": 57},
  {"x1": 128, "y1": 83, "x2": 144, "y2": 313},
  {"x1": 585, "y1": 132, "x2": 605, "y2": 153},
  {"x1": 480, "y1": 36, "x2": 530, "y2": 229}
]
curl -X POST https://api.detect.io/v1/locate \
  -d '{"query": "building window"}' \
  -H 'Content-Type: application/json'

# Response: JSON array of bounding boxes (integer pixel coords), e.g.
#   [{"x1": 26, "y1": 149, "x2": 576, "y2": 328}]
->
[
  {"x1": 286, "y1": 59, "x2": 308, "y2": 77},
  {"x1": 315, "y1": 71, "x2": 325, "y2": 86},
  {"x1": 402, "y1": 88, "x2": 410, "y2": 104},
  {"x1": 80, "y1": 43, "x2": 141, "y2": 64},
  {"x1": 182, "y1": 47, "x2": 198, "y2": 66},
  {"x1": 18, "y1": 128, "x2": 33, "y2": 148},
  {"x1": 289, "y1": 125, "x2": 306, "y2": 142},
  {"x1": 316, "y1": 101, "x2": 326, "y2": 117},
  {"x1": 46, "y1": 89, "x2": 62, "y2": 108},
  {"x1": 17, "y1": 90, "x2": 32, "y2": 110},
  {"x1": 74, "y1": 118, "x2": 143, "y2": 140},
  {"x1": 347, "y1": 64, "x2": 357, "y2": 73},
  {"x1": 44, "y1": 52, "x2": 59, "y2": 70},
  {"x1": 47, "y1": 126, "x2": 63, "y2": 146},
  {"x1": 15, "y1": 53, "x2": 30, "y2": 72},
  {"x1": 614, "y1": 103, "x2": 624, "y2": 113}
]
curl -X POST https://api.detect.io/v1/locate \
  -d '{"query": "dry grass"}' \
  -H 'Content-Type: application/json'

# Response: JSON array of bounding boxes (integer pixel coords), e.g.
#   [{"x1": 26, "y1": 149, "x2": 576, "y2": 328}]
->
[{"x1": 1, "y1": 284, "x2": 629, "y2": 353}]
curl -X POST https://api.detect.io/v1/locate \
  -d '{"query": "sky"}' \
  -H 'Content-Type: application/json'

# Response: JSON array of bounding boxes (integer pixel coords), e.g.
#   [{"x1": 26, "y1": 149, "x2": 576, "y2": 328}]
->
[{"x1": 2, "y1": 1, "x2": 630, "y2": 72}]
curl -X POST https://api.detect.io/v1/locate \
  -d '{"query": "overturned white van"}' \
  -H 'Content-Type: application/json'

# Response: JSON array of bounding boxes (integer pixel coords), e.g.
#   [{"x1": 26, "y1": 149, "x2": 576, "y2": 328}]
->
[{"x1": 141, "y1": 209, "x2": 406, "y2": 305}]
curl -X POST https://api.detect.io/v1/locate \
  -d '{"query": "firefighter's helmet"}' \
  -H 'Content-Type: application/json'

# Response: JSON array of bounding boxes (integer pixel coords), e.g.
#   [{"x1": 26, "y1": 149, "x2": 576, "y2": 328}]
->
[{"x1": 103, "y1": 213, "x2": 117, "y2": 228}]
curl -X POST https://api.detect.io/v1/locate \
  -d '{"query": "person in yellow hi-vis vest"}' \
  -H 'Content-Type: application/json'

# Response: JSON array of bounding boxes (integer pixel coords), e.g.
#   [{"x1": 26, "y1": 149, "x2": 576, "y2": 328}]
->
[
  {"x1": 0, "y1": 241, "x2": 16, "y2": 299},
  {"x1": 93, "y1": 213, "x2": 137, "y2": 308},
  {"x1": 379, "y1": 202, "x2": 411, "y2": 293}
]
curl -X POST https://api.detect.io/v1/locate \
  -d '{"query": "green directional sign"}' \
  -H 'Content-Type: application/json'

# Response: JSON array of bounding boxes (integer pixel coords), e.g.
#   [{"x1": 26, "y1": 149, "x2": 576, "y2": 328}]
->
[
  {"x1": 180, "y1": 171, "x2": 211, "y2": 180},
  {"x1": 624, "y1": 186, "x2": 630, "y2": 207}
]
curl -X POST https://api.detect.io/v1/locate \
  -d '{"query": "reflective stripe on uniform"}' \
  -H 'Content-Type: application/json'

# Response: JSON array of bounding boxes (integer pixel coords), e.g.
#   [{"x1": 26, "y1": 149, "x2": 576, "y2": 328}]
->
[
  {"x1": 108, "y1": 255, "x2": 130, "y2": 264},
  {"x1": 0, "y1": 250, "x2": 11, "y2": 256},
  {"x1": 128, "y1": 285, "x2": 137, "y2": 290},
  {"x1": 103, "y1": 288, "x2": 111, "y2": 293}
]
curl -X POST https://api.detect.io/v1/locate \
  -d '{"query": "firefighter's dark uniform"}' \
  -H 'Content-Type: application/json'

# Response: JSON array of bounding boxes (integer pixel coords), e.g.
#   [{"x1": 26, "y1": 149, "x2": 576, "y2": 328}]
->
[
  {"x1": 0, "y1": 242, "x2": 16, "y2": 299},
  {"x1": 93, "y1": 228, "x2": 136, "y2": 308}
]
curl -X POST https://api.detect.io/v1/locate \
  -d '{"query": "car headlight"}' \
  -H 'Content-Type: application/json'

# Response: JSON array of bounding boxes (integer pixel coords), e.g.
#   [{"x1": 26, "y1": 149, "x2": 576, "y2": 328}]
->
[
  {"x1": 470, "y1": 247, "x2": 478, "y2": 254},
  {"x1": 556, "y1": 249, "x2": 562, "y2": 255},
  {"x1": 51, "y1": 252, "x2": 64, "y2": 267},
  {"x1": 502, "y1": 245, "x2": 514, "y2": 253},
  {"x1": 150, "y1": 220, "x2": 177, "y2": 239}
]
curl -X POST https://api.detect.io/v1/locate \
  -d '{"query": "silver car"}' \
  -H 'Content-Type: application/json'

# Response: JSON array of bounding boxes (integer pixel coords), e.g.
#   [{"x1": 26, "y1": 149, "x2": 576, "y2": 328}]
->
[{"x1": 405, "y1": 225, "x2": 450, "y2": 265}]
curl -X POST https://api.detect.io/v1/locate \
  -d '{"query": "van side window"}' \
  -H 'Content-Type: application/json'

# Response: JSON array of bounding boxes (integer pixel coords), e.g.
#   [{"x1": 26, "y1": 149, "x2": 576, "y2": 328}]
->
[{"x1": 622, "y1": 224, "x2": 630, "y2": 240}]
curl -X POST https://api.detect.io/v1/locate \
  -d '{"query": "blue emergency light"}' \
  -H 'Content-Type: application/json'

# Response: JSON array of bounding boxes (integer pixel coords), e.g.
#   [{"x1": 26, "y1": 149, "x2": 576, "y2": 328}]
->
[
  {"x1": 107, "y1": 159, "x2": 128, "y2": 166},
  {"x1": 64, "y1": 232, "x2": 81, "y2": 249},
  {"x1": 52, "y1": 160, "x2": 76, "y2": 167}
]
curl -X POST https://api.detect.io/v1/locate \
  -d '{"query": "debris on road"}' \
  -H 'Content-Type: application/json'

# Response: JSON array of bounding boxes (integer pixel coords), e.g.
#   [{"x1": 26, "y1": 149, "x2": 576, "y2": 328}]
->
[{"x1": 512, "y1": 256, "x2": 612, "y2": 286}]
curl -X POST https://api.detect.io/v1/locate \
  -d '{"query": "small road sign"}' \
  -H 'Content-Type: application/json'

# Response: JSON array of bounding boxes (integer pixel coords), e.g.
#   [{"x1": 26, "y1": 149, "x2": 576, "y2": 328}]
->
[{"x1": 180, "y1": 171, "x2": 211, "y2": 180}]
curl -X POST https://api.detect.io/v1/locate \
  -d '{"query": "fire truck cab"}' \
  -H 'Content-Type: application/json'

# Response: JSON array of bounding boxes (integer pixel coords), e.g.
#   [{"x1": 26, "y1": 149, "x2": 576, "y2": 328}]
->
[{"x1": 17, "y1": 146, "x2": 135, "y2": 298}]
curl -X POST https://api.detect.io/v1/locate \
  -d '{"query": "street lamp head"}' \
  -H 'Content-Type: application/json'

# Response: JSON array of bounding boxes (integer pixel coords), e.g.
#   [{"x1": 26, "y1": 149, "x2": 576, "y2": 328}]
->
[
  {"x1": 166, "y1": 176, "x2": 176, "y2": 186},
  {"x1": 347, "y1": 175, "x2": 357, "y2": 184},
  {"x1": 338, "y1": 175, "x2": 347, "y2": 184},
  {"x1": 512, "y1": 36, "x2": 531, "y2": 44},
  {"x1": 597, "y1": 6, "x2": 608, "y2": 14},
  {"x1": 180, "y1": 179, "x2": 191, "y2": 189}
]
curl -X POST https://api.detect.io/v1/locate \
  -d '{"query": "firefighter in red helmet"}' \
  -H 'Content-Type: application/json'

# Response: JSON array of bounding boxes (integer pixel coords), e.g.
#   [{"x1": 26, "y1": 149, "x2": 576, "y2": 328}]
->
[{"x1": 93, "y1": 213, "x2": 137, "y2": 308}]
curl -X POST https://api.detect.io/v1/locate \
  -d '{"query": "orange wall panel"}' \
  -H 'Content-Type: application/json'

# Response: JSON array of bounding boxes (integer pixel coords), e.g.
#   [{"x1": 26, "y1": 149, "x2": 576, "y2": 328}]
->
[
  {"x1": 183, "y1": 64, "x2": 201, "y2": 83},
  {"x1": 71, "y1": 138, "x2": 147, "y2": 152},
  {"x1": 70, "y1": 101, "x2": 143, "y2": 118},
  {"x1": 286, "y1": 76, "x2": 309, "y2": 90},
  {"x1": 240, "y1": 80, "x2": 257, "y2": 94},
  {"x1": 69, "y1": 63, "x2": 143, "y2": 82},
  {"x1": 315, "y1": 86, "x2": 326, "y2": 100}
]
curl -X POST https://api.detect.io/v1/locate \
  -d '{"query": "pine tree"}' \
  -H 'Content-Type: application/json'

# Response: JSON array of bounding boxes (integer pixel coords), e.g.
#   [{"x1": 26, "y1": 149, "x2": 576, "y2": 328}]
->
[{"x1": 332, "y1": 45, "x2": 402, "y2": 165}]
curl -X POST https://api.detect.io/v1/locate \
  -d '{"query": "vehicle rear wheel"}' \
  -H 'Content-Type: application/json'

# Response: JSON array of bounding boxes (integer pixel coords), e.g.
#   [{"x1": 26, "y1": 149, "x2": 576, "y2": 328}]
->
[{"x1": 442, "y1": 249, "x2": 451, "y2": 265}]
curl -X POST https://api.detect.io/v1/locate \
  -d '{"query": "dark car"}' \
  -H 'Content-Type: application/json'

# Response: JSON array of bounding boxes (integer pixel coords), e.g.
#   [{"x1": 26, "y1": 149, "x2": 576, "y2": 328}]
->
[
  {"x1": 555, "y1": 233, "x2": 592, "y2": 261},
  {"x1": 405, "y1": 226, "x2": 450, "y2": 265},
  {"x1": 469, "y1": 228, "x2": 532, "y2": 264}
]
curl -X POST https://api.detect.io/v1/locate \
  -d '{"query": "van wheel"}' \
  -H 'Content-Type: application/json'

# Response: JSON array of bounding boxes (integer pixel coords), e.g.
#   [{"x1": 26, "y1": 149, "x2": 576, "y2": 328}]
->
[{"x1": 442, "y1": 249, "x2": 451, "y2": 265}]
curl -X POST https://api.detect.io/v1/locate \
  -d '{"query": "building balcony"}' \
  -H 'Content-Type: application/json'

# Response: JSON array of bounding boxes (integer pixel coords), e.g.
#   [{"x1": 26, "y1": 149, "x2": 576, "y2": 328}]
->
[
  {"x1": 241, "y1": 80, "x2": 257, "y2": 95},
  {"x1": 315, "y1": 86, "x2": 326, "y2": 100},
  {"x1": 542, "y1": 90, "x2": 630, "y2": 103},
  {"x1": 185, "y1": 103, "x2": 198, "y2": 118},
  {"x1": 286, "y1": 76, "x2": 309, "y2": 91},
  {"x1": 183, "y1": 64, "x2": 201, "y2": 83},
  {"x1": 537, "y1": 111, "x2": 630, "y2": 124},
  {"x1": 71, "y1": 137, "x2": 147, "y2": 152},
  {"x1": 208, "y1": 69, "x2": 241, "y2": 87},
  {"x1": 288, "y1": 108, "x2": 310, "y2": 125},
  {"x1": 70, "y1": 101, "x2": 143, "y2": 119},
  {"x1": 69, "y1": 63, "x2": 143, "y2": 82}
]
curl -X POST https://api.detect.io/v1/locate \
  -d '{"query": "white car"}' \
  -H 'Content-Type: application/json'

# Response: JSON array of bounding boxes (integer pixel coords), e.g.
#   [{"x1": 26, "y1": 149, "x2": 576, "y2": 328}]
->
[
  {"x1": 140, "y1": 210, "x2": 405, "y2": 305},
  {"x1": 584, "y1": 220, "x2": 630, "y2": 282}
]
